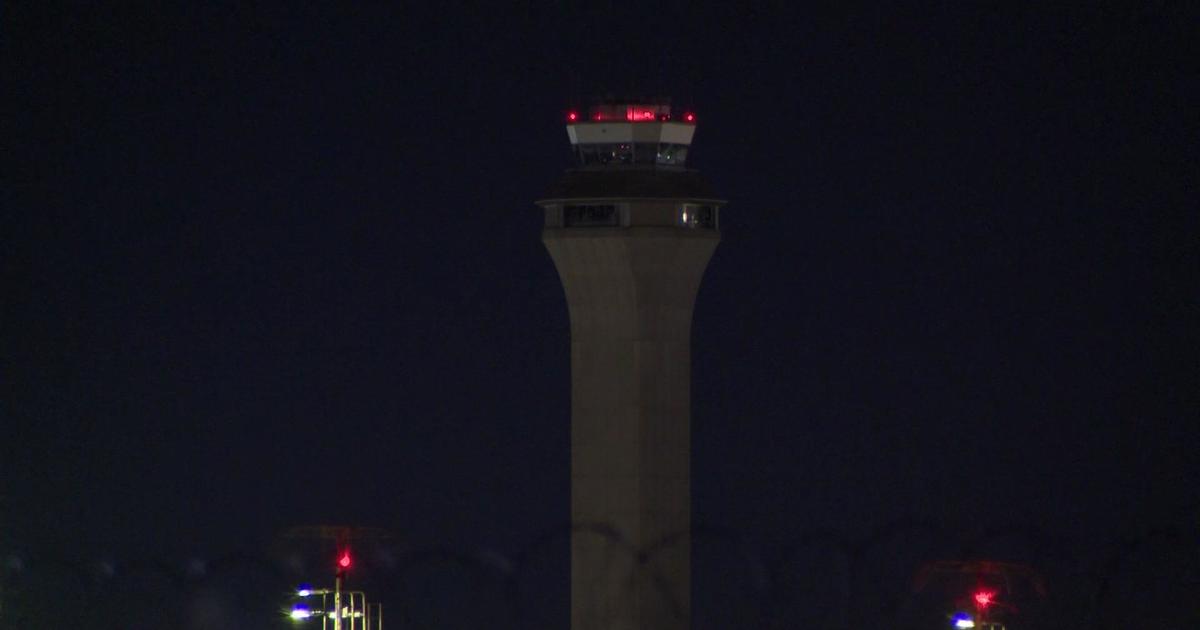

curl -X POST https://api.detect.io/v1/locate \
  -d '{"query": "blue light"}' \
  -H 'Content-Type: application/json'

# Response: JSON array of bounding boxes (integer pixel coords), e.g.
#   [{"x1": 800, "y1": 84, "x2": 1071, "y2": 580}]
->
[
  {"x1": 297, "y1": 583, "x2": 312, "y2": 597},
  {"x1": 951, "y1": 612, "x2": 975, "y2": 628},
  {"x1": 290, "y1": 604, "x2": 311, "y2": 620}
]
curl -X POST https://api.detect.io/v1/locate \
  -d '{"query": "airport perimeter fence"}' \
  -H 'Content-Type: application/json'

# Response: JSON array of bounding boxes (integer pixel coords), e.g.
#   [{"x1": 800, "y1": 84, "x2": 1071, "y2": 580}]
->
[{"x1": 2, "y1": 513, "x2": 1197, "y2": 629}]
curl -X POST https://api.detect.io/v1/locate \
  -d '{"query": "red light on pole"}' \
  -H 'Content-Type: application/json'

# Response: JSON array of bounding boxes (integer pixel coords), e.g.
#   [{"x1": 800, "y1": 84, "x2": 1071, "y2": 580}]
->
[
  {"x1": 973, "y1": 590, "x2": 994, "y2": 608},
  {"x1": 338, "y1": 551, "x2": 352, "y2": 570},
  {"x1": 567, "y1": 111, "x2": 578, "y2": 122},
  {"x1": 684, "y1": 112, "x2": 696, "y2": 123}
]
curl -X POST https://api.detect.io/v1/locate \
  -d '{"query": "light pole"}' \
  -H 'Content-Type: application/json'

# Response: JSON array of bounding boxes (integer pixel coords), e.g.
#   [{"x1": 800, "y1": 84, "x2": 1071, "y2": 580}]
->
[
  {"x1": 333, "y1": 551, "x2": 351, "y2": 630},
  {"x1": 279, "y1": 528, "x2": 388, "y2": 630}
]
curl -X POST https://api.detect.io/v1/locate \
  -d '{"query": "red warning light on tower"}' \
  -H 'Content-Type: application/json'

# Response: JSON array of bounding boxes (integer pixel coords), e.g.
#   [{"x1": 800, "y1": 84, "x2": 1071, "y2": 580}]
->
[
  {"x1": 973, "y1": 590, "x2": 994, "y2": 608},
  {"x1": 338, "y1": 551, "x2": 352, "y2": 570}
]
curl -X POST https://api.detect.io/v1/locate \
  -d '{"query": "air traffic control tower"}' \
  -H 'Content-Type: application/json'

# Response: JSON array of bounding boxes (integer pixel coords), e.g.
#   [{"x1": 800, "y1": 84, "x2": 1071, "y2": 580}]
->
[{"x1": 536, "y1": 100, "x2": 724, "y2": 630}]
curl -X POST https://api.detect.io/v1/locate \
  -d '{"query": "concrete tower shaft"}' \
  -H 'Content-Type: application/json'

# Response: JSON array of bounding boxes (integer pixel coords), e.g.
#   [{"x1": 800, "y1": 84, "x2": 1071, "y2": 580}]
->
[
  {"x1": 545, "y1": 226, "x2": 715, "y2": 630},
  {"x1": 538, "y1": 100, "x2": 724, "y2": 630}
]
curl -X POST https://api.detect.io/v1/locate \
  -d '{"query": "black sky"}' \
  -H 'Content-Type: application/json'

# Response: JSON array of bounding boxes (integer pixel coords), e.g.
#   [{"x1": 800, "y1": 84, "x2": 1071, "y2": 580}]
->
[{"x1": 3, "y1": 3, "x2": 1197, "y2": 627}]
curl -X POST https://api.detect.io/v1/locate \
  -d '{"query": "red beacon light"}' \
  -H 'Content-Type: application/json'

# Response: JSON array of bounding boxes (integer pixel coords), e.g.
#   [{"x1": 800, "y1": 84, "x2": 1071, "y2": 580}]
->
[
  {"x1": 337, "y1": 551, "x2": 352, "y2": 570},
  {"x1": 567, "y1": 111, "x2": 578, "y2": 122},
  {"x1": 973, "y1": 590, "x2": 994, "y2": 608},
  {"x1": 683, "y1": 112, "x2": 696, "y2": 123}
]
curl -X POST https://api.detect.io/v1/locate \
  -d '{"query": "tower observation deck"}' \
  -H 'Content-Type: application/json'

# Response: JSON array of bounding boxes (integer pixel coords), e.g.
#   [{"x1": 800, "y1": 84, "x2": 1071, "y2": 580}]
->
[{"x1": 537, "y1": 99, "x2": 724, "y2": 630}]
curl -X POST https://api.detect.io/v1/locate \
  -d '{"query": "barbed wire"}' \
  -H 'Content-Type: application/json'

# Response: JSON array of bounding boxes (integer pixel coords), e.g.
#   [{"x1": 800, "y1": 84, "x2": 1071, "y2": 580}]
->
[{"x1": 2, "y1": 513, "x2": 1196, "y2": 628}]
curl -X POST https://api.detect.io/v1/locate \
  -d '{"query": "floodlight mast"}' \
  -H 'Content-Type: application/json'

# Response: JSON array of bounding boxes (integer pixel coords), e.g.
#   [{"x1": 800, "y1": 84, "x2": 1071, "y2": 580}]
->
[{"x1": 537, "y1": 98, "x2": 724, "y2": 630}]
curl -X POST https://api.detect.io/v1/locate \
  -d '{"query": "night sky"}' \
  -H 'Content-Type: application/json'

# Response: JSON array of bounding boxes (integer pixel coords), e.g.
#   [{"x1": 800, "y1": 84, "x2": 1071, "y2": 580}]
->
[{"x1": 3, "y1": 4, "x2": 1196, "y2": 628}]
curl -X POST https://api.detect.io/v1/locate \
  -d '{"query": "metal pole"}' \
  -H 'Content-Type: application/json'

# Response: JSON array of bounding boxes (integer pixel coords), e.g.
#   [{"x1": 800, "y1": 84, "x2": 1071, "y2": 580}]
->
[{"x1": 333, "y1": 572, "x2": 342, "y2": 630}]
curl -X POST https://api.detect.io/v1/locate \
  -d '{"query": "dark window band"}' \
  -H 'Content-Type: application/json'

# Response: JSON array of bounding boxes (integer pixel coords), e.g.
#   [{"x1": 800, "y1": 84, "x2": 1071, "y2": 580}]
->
[{"x1": 564, "y1": 205, "x2": 619, "y2": 227}]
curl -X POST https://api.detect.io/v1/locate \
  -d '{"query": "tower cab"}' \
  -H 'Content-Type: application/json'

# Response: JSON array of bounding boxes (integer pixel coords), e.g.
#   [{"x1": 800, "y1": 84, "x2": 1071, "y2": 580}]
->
[
  {"x1": 565, "y1": 101, "x2": 697, "y2": 168},
  {"x1": 539, "y1": 99, "x2": 723, "y2": 231}
]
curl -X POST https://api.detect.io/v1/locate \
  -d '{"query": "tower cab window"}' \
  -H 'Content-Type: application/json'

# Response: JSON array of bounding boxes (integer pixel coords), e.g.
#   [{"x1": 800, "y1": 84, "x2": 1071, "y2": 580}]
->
[
  {"x1": 575, "y1": 143, "x2": 690, "y2": 167},
  {"x1": 564, "y1": 204, "x2": 620, "y2": 227},
  {"x1": 577, "y1": 144, "x2": 633, "y2": 166},
  {"x1": 678, "y1": 204, "x2": 717, "y2": 229},
  {"x1": 656, "y1": 144, "x2": 688, "y2": 165}
]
